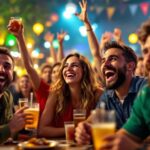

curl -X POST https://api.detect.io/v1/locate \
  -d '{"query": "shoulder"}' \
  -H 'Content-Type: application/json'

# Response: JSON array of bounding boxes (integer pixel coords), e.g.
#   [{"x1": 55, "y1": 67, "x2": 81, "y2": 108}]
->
[
  {"x1": 3, "y1": 90, "x2": 13, "y2": 102},
  {"x1": 132, "y1": 76, "x2": 147, "y2": 85}
]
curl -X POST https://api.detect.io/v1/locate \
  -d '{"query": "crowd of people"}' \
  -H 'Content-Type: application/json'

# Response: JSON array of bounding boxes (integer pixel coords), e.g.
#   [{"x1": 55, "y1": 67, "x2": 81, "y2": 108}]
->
[{"x1": 0, "y1": 0, "x2": 150, "y2": 149}]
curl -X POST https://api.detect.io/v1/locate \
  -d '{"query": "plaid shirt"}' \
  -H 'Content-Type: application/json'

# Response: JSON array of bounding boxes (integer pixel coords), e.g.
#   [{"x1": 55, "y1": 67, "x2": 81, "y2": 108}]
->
[{"x1": 96, "y1": 76, "x2": 147, "y2": 129}]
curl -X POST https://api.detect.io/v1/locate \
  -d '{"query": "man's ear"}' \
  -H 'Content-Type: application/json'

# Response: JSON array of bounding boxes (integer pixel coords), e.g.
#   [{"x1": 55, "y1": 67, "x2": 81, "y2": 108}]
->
[{"x1": 127, "y1": 62, "x2": 136, "y2": 71}]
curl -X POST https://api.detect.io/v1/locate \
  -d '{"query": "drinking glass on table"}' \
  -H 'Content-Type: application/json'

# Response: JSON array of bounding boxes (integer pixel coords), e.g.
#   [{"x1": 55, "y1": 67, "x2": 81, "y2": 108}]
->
[
  {"x1": 73, "y1": 109, "x2": 86, "y2": 127},
  {"x1": 64, "y1": 121, "x2": 75, "y2": 144},
  {"x1": 91, "y1": 109, "x2": 116, "y2": 150}
]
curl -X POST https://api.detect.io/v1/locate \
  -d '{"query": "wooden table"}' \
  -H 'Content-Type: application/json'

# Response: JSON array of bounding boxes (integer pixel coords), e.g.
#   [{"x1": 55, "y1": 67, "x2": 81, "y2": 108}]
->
[{"x1": 0, "y1": 139, "x2": 93, "y2": 150}]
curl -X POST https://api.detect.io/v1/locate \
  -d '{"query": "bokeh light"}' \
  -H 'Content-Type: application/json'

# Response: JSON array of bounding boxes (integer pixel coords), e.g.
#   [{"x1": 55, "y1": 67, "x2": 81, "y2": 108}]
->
[
  {"x1": 128, "y1": 33, "x2": 138, "y2": 44},
  {"x1": 33, "y1": 22, "x2": 44, "y2": 36}
]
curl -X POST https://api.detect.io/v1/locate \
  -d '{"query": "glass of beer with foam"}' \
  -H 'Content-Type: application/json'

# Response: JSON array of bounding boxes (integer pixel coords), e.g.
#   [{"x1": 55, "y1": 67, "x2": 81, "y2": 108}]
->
[
  {"x1": 24, "y1": 103, "x2": 39, "y2": 131},
  {"x1": 91, "y1": 109, "x2": 116, "y2": 150}
]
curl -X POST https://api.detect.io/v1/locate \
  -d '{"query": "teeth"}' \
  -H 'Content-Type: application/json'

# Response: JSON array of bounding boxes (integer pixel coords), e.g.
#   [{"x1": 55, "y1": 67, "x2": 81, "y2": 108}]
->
[
  {"x1": 0, "y1": 76, "x2": 5, "y2": 79},
  {"x1": 66, "y1": 72, "x2": 75, "y2": 77}
]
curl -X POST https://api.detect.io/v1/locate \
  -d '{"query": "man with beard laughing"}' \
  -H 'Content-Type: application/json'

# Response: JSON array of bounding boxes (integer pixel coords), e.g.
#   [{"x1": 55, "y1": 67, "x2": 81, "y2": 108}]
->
[
  {"x1": 0, "y1": 47, "x2": 27, "y2": 144},
  {"x1": 75, "y1": 41, "x2": 147, "y2": 145}
]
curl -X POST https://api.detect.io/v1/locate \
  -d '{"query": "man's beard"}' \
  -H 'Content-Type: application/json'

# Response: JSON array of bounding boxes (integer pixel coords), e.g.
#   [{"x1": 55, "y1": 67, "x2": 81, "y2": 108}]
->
[
  {"x1": 106, "y1": 65, "x2": 127, "y2": 90},
  {"x1": 0, "y1": 78, "x2": 12, "y2": 94}
]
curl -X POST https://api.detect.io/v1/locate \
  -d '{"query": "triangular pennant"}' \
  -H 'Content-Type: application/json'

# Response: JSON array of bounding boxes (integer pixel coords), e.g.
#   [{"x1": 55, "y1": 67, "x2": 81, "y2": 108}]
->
[
  {"x1": 140, "y1": 2, "x2": 149, "y2": 15},
  {"x1": 119, "y1": 3, "x2": 127, "y2": 14},
  {"x1": 106, "y1": 7, "x2": 116, "y2": 20},
  {"x1": 96, "y1": 6, "x2": 104, "y2": 14},
  {"x1": 129, "y1": 4, "x2": 138, "y2": 16}
]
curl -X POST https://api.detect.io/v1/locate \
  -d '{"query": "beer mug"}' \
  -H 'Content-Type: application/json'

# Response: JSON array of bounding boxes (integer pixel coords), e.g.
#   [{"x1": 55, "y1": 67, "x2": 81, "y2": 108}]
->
[
  {"x1": 73, "y1": 109, "x2": 86, "y2": 127},
  {"x1": 19, "y1": 98, "x2": 28, "y2": 109},
  {"x1": 8, "y1": 17, "x2": 22, "y2": 32},
  {"x1": 24, "y1": 103, "x2": 39, "y2": 130},
  {"x1": 91, "y1": 109, "x2": 116, "y2": 150},
  {"x1": 64, "y1": 121, "x2": 75, "y2": 144}
]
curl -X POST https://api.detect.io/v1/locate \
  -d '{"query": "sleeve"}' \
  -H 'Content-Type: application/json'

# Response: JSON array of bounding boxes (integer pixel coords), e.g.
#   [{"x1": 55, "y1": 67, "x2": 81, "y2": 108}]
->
[
  {"x1": 0, "y1": 124, "x2": 11, "y2": 144},
  {"x1": 123, "y1": 87, "x2": 149, "y2": 140},
  {"x1": 35, "y1": 79, "x2": 50, "y2": 111}
]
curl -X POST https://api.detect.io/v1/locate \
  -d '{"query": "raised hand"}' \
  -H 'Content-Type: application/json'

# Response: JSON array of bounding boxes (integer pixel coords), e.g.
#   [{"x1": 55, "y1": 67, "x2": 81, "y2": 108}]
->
[
  {"x1": 113, "y1": 28, "x2": 124, "y2": 44},
  {"x1": 57, "y1": 30, "x2": 67, "y2": 43},
  {"x1": 44, "y1": 32, "x2": 54, "y2": 43},
  {"x1": 99, "y1": 32, "x2": 113, "y2": 51},
  {"x1": 7, "y1": 17, "x2": 23, "y2": 38},
  {"x1": 75, "y1": 0, "x2": 88, "y2": 23}
]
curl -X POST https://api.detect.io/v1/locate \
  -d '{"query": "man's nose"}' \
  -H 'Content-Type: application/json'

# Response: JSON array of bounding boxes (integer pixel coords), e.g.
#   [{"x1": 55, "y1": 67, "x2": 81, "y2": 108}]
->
[
  {"x1": 104, "y1": 59, "x2": 111, "y2": 66},
  {"x1": 0, "y1": 65, "x2": 5, "y2": 72}
]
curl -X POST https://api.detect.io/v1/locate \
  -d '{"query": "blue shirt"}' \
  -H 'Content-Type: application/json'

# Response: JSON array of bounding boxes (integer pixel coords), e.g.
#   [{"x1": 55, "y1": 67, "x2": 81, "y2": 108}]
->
[{"x1": 96, "y1": 76, "x2": 147, "y2": 129}]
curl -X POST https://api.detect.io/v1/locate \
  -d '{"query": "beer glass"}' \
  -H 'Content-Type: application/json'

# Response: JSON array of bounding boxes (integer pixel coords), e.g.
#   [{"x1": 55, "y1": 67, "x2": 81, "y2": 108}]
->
[
  {"x1": 19, "y1": 98, "x2": 28, "y2": 109},
  {"x1": 24, "y1": 103, "x2": 39, "y2": 130},
  {"x1": 64, "y1": 121, "x2": 75, "y2": 144},
  {"x1": 91, "y1": 109, "x2": 116, "y2": 150},
  {"x1": 73, "y1": 109, "x2": 86, "y2": 127},
  {"x1": 8, "y1": 17, "x2": 22, "y2": 32}
]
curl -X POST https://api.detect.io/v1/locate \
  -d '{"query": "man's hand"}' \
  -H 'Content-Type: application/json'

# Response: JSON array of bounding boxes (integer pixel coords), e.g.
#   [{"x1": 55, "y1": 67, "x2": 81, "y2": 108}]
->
[
  {"x1": 8, "y1": 106, "x2": 27, "y2": 134},
  {"x1": 100, "y1": 134, "x2": 141, "y2": 150},
  {"x1": 75, "y1": 121, "x2": 92, "y2": 145}
]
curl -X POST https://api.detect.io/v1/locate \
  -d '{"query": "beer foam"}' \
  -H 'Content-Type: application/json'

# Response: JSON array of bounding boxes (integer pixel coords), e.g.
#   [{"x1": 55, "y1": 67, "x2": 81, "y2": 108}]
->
[{"x1": 92, "y1": 123, "x2": 116, "y2": 128}]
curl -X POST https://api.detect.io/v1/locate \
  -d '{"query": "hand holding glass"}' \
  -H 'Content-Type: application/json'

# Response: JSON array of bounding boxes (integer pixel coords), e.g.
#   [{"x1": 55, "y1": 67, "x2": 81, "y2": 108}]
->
[
  {"x1": 91, "y1": 109, "x2": 116, "y2": 150},
  {"x1": 24, "y1": 103, "x2": 39, "y2": 130}
]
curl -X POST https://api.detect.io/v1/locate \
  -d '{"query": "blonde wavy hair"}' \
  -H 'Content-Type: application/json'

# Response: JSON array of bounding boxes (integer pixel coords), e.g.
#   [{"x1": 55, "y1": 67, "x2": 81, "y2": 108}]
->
[{"x1": 51, "y1": 53, "x2": 100, "y2": 115}]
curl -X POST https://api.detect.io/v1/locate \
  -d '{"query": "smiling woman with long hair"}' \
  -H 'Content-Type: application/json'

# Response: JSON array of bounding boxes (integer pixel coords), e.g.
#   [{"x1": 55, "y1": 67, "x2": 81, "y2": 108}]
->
[{"x1": 38, "y1": 53, "x2": 103, "y2": 138}]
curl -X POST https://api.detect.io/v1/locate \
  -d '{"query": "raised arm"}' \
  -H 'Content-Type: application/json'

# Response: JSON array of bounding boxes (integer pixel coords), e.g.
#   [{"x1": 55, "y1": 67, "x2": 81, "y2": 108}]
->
[
  {"x1": 75, "y1": 0, "x2": 101, "y2": 66},
  {"x1": 57, "y1": 30, "x2": 66, "y2": 62},
  {"x1": 7, "y1": 18, "x2": 41, "y2": 90},
  {"x1": 44, "y1": 32, "x2": 57, "y2": 64}
]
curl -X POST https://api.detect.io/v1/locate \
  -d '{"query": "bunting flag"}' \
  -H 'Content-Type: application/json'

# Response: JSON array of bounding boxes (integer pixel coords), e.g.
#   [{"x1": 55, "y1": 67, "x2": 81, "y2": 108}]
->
[
  {"x1": 119, "y1": 3, "x2": 127, "y2": 14},
  {"x1": 106, "y1": 7, "x2": 116, "y2": 20},
  {"x1": 129, "y1": 4, "x2": 138, "y2": 16},
  {"x1": 140, "y1": 2, "x2": 149, "y2": 15},
  {"x1": 90, "y1": 1, "x2": 149, "y2": 20}
]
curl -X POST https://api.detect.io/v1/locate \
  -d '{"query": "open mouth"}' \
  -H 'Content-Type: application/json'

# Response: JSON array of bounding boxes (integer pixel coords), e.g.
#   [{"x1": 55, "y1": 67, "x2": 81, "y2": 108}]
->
[
  {"x1": 66, "y1": 73, "x2": 76, "y2": 78},
  {"x1": 104, "y1": 70, "x2": 116, "y2": 82},
  {"x1": 0, "y1": 76, "x2": 5, "y2": 82}
]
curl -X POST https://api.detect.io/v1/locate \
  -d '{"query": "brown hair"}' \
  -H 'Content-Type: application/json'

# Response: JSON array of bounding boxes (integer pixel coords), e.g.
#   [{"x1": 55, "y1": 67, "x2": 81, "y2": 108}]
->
[
  {"x1": 137, "y1": 19, "x2": 150, "y2": 44},
  {"x1": 51, "y1": 53, "x2": 99, "y2": 115},
  {"x1": 0, "y1": 47, "x2": 14, "y2": 64},
  {"x1": 102, "y1": 41, "x2": 137, "y2": 70}
]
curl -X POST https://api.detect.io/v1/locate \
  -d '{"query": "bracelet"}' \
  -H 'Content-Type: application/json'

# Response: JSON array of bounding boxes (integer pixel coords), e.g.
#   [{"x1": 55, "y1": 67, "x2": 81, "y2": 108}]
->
[{"x1": 86, "y1": 28, "x2": 92, "y2": 31}]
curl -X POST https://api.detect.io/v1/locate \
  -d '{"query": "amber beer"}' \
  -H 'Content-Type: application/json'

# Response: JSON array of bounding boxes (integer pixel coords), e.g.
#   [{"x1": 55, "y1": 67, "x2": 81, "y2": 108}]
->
[
  {"x1": 25, "y1": 107, "x2": 39, "y2": 130},
  {"x1": 92, "y1": 122, "x2": 116, "y2": 150},
  {"x1": 64, "y1": 122, "x2": 75, "y2": 143},
  {"x1": 19, "y1": 98, "x2": 28, "y2": 109},
  {"x1": 73, "y1": 114, "x2": 86, "y2": 126},
  {"x1": 8, "y1": 17, "x2": 22, "y2": 32},
  {"x1": 73, "y1": 109, "x2": 86, "y2": 126}
]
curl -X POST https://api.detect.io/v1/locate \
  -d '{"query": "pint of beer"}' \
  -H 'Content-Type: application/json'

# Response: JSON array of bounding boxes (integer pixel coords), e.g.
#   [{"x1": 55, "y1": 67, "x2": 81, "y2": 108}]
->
[
  {"x1": 91, "y1": 109, "x2": 116, "y2": 150},
  {"x1": 73, "y1": 109, "x2": 86, "y2": 127},
  {"x1": 24, "y1": 103, "x2": 39, "y2": 130},
  {"x1": 19, "y1": 98, "x2": 28, "y2": 109}
]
